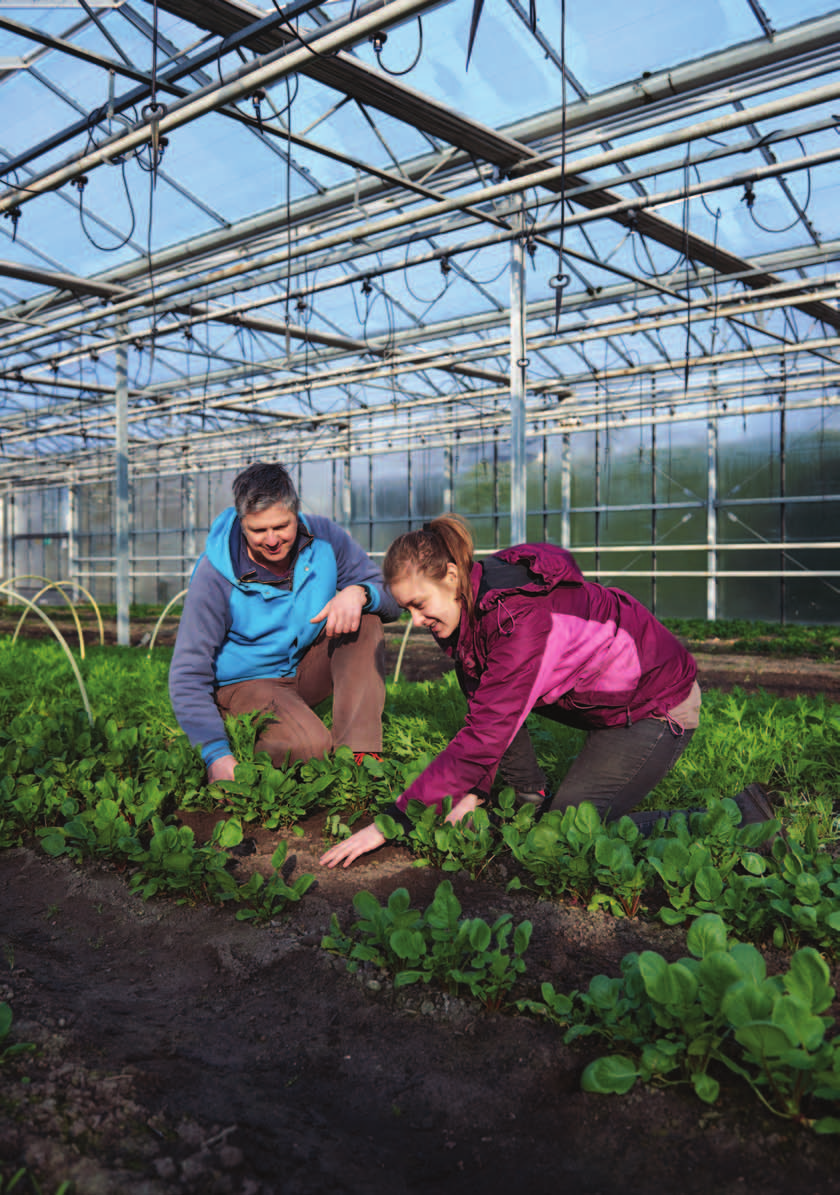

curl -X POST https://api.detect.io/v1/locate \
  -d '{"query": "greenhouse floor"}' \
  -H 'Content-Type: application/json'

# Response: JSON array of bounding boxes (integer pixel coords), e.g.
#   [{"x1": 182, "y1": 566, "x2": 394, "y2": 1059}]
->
[
  {"x1": 3, "y1": 834, "x2": 840, "y2": 1195},
  {"x1": 2, "y1": 625, "x2": 840, "y2": 1193}
]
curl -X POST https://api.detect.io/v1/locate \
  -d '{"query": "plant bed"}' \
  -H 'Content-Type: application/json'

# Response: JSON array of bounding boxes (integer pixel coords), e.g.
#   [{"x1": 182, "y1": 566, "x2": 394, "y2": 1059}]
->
[
  {"x1": 3, "y1": 840, "x2": 840, "y2": 1195},
  {"x1": 1, "y1": 638, "x2": 840, "y2": 1193}
]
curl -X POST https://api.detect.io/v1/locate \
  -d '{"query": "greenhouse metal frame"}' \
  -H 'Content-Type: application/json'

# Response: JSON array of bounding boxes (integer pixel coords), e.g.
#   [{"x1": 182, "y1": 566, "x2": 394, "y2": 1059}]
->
[{"x1": 0, "y1": 0, "x2": 838, "y2": 635}]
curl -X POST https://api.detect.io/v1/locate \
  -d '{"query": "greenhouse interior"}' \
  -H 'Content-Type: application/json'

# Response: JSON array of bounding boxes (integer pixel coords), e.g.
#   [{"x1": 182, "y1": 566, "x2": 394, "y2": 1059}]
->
[
  {"x1": 5, "y1": 5, "x2": 840, "y2": 1191},
  {"x1": 1, "y1": 0, "x2": 839, "y2": 634}
]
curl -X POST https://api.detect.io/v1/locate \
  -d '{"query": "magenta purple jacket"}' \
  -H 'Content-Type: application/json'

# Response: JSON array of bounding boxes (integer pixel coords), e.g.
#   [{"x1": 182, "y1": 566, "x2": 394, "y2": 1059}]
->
[{"x1": 394, "y1": 543, "x2": 697, "y2": 814}]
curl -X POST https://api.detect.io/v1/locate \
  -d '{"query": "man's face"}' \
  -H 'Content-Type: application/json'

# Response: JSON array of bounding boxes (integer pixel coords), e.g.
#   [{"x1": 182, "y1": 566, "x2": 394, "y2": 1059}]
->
[{"x1": 240, "y1": 501, "x2": 298, "y2": 570}]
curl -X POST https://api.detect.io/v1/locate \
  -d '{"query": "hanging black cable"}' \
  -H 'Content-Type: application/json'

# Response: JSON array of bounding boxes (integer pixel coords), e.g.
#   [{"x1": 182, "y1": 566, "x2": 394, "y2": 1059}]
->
[
  {"x1": 75, "y1": 167, "x2": 137, "y2": 252},
  {"x1": 745, "y1": 137, "x2": 812, "y2": 234},
  {"x1": 370, "y1": 20, "x2": 423, "y2": 76},
  {"x1": 139, "y1": 0, "x2": 167, "y2": 182}
]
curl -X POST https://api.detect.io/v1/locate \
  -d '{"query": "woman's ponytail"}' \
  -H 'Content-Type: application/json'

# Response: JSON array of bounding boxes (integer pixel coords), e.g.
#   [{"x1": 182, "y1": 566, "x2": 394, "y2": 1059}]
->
[{"x1": 383, "y1": 514, "x2": 476, "y2": 620}]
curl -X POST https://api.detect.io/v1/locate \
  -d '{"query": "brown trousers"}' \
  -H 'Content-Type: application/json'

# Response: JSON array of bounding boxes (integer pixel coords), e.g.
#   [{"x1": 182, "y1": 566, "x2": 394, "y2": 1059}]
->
[{"x1": 214, "y1": 614, "x2": 386, "y2": 767}]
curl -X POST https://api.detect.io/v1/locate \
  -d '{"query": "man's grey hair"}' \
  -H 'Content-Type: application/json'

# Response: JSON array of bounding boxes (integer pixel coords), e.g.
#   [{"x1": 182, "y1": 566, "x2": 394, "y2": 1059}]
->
[{"x1": 232, "y1": 462, "x2": 300, "y2": 518}]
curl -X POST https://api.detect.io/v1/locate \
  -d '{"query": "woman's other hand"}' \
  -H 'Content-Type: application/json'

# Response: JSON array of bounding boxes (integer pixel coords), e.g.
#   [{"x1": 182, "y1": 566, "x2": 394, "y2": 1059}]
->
[{"x1": 445, "y1": 793, "x2": 483, "y2": 825}]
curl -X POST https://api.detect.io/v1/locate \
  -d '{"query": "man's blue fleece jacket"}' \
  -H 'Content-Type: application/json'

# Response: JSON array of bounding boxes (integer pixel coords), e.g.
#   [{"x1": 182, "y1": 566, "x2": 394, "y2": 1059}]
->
[{"x1": 168, "y1": 507, "x2": 400, "y2": 765}]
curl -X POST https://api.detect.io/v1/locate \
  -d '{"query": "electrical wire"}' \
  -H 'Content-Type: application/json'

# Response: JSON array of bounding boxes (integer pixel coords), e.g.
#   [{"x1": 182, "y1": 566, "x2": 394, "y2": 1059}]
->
[
  {"x1": 75, "y1": 161, "x2": 137, "y2": 252},
  {"x1": 746, "y1": 139, "x2": 812, "y2": 234},
  {"x1": 373, "y1": 19, "x2": 423, "y2": 76}
]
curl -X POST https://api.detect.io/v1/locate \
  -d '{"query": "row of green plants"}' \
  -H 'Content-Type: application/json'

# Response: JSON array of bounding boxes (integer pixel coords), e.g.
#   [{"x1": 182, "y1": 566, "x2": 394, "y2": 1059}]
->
[
  {"x1": 320, "y1": 884, "x2": 840, "y2": 1133},
  {"x1": 378, "y1": 790, "x2": 840, "y2": 953},
  {"x1": 0, "y1": 641, "x2": 838, "y2": 940},
  {"x1": 661, "y1": 617, "x2": 839, "y2": 661},
  {"x1": 322, "y1": 878, "x2": 532, "y2": 1011},
  {"x1": 521, "y1": 912, "x2": 840, "y2": 1132},
  {"x1": 2, "y1": 706, "x2": 838, "y2": 953}
]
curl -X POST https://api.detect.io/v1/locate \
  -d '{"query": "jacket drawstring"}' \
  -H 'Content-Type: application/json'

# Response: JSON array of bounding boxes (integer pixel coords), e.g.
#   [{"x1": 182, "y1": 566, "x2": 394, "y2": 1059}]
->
[{"x1": 495, "y1": 597, "x2": 516, "y2": 636}]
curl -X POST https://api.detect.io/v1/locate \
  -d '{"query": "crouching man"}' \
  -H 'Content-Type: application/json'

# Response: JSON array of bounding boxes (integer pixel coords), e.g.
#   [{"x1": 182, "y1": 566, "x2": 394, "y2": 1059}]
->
[{"x1": 169, "y1": 461, "x2": 400, "y2": 783}]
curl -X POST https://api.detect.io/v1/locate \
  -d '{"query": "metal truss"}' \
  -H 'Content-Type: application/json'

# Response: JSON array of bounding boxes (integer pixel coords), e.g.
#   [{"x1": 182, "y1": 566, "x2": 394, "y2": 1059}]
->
[{"x1": 0, "y1": 0, "x2": 838, "y2": 484}]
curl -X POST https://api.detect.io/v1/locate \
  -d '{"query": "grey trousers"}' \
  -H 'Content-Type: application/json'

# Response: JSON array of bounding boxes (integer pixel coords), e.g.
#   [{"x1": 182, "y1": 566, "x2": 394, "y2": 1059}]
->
[{"x1": 502, "y1": 717, "x2": 695, "y2": 833}]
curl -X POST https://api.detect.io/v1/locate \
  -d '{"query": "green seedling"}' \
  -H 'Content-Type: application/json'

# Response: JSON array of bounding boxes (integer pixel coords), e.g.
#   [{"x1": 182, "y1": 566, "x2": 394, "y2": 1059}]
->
[
  {"x1": 0, "y1": 1002, "x2": 36, "y2": 1065},
  {"x1": 322, "y1": 879, "x2": 532, "y2": 1011},
  {"x1": 235, "y1": 842, "x2": 315, "y2": 924}
]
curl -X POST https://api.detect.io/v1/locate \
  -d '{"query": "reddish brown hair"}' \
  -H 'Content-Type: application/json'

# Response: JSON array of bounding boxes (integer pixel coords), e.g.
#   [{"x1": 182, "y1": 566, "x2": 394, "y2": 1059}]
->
[{"x1": 383, "y1": 514, "x2": 476, "y2": 620}]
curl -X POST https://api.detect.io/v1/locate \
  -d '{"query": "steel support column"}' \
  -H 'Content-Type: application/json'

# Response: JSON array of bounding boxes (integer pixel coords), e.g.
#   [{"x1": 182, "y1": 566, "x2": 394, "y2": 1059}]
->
[
  {"x1": 706, "y1": 416, "x2": 718, "y2": 621},
  {"x1": 341, "y1": 456, "x2": 351, "y2": 532},
  {"x1": 510, "y1": 213, "x2": 527, "y2": 545},
  {"x1": 66, "y1": 472, "x2": 79, "y2": 601},
  {"x1": 560, "y1": 433, "x2": 571, "y2": 550},
  {"x1": 779, "y1": 396, "x2": 787, "y2": 625},
  {"x1": 115, "y1": 333, "x2": 130, "y2": 645},
  {"x1": 443, "y1": 443, "x2": 453, "y2": 512},
  {"x1": 184, "y1": 469, "x2": 197, "y2": 572},
  {"x1": 0, "y1": 490, "x2": 6, "y2": 591}
]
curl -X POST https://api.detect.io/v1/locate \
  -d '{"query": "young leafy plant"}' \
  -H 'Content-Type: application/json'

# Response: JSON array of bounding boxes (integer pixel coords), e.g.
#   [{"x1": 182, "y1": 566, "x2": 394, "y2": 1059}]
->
[
  {"x1": 321, "y1": 879, "x2": 532, "y2": 1011},
  {"x1": 235, "y1": 842, "x2": 315, "y2": 924},
  {"x1": 0, "y1": 1001, "x2": 36, "y2": 1065}
]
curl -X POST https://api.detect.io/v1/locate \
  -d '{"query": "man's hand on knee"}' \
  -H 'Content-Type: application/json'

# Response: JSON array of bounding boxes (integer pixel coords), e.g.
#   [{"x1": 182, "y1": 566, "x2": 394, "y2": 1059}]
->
[{"x1": 311, "y1": 585, "x2": 367, "y2": 638}]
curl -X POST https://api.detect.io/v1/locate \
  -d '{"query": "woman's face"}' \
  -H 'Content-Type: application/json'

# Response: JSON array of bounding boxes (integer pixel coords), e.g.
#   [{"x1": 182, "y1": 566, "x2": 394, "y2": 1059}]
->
[
  {"x1": 389, "y1": 563, "x2": 462, "y2": 639},
  {"x1": 241, "y1": 501, "x2": 298, "y2": 570}
]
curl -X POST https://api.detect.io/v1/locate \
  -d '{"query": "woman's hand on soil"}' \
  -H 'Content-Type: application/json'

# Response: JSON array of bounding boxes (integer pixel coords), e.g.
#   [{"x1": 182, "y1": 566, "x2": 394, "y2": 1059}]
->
[
  {"x1": 445, "y1": 793, "x2": 483, "y2": 826},
  {"x1": 320, "y1": 822, "x2": 385, "y2": 868},
  {"x1": 207, "y1": 754, "x2": 237, "y2": 784}
]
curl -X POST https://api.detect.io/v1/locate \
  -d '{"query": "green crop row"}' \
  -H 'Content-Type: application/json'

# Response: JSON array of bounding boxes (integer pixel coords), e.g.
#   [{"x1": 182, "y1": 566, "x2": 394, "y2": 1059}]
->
[
  {"x1": 661, "y1": 618, "x2": 840, "y2": 661},
  {"x1": 518, "y1": 911, "x2": 840, "y2": 1133},
  {"x1": 322, "y1": 878, "x2": 532, "y2": 1011},
  {"x1": 374, "y1": 788, "x2": 840, "y2": 955},
  {"x1": 320, "y1": 882, "x2": 840, "y2": 1134},
  {"x1": 0, "y1": 640, "x2": 838, "y2": 943}
]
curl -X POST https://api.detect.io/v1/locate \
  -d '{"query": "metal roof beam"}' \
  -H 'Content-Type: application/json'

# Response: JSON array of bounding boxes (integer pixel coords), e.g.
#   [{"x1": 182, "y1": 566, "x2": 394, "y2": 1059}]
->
[
  {"x1": 0, "y1": 260, "x2": 126, "y2": 299},
  {"x1": 7, "y1": 103, "x2": 839, "y2": 360},
  {"x1": 143, "y1": 0, "x2": 840, "y2": 332},
  {"x1": 5, "y1": 5, "x2": 833, "y2": 311}
]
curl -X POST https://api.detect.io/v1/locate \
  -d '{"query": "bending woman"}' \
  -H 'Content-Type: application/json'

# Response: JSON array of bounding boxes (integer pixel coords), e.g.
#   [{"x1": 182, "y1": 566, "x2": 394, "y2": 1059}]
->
[{"x1": 320, "y1": 515, "x2": 773, "y2": 869}]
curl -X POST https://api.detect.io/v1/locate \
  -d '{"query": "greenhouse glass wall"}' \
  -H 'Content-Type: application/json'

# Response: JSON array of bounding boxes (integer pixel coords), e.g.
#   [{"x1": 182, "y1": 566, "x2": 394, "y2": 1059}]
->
[{"x1": 5, "y1": 396, "x2": 838, "y2": 622}]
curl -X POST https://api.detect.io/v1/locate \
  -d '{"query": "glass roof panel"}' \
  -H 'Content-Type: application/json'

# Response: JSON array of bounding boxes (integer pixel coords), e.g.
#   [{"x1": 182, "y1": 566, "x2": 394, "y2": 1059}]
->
[
  {"x1": 0, "y1": 0, "x2": 838, "y2": 474},
  {"x1": 561, "y1": 0, "x2": 761, "y2": 92}
]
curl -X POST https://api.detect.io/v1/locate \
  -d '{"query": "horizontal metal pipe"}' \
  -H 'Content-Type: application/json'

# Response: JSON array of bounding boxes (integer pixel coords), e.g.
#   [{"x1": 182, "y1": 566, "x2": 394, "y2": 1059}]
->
[{"x1": 0, "y1": 0, "x2": 446, "y2": 215}]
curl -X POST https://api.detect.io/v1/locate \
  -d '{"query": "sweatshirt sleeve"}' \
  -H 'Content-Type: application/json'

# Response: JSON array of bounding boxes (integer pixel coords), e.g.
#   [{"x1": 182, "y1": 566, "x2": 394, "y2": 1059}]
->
[
  {"x1": 168, "y1": 557, "x2": 233, "y2": 761},
  {"x1": 395, "y1": 601, "x2": 556, "y2": 812},
  {"x1": 307, "y1": 515, "x2": 401, "y2": 621}
]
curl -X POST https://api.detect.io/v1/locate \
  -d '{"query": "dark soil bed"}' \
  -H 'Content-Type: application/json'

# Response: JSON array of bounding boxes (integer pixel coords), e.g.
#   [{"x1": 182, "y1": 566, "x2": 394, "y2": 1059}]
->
[
  {"x1": 4, "y1": 833, "x2": 840, "y2": 1195},
  {"x1": 2, "y1": 618, "x2": 840, "y2": 1193}
]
